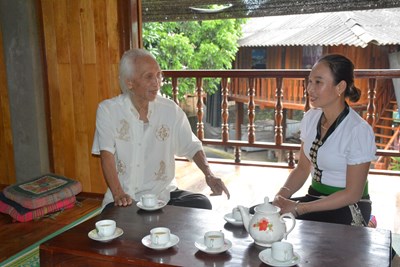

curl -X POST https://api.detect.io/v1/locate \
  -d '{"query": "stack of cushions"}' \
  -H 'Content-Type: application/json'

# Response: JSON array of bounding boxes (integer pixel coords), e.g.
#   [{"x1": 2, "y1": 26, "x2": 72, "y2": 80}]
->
[{"x1": 0, "y1": 174, "x2": 82, "y2": 222}]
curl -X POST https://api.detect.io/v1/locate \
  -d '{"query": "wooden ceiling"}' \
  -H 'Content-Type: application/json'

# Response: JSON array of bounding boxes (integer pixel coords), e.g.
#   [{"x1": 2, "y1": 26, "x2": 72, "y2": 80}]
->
[{"x1": 142, "y1": 0, "x2": 400, "y2": 22}]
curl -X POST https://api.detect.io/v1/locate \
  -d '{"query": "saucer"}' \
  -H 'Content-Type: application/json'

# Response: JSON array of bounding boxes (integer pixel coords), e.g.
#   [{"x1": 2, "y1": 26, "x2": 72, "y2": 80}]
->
[
  {"x1": 88, "y1": 227, "x2": 124, "y2": 242},
  {"x1": 194, "y1": 237, "x2": 232, "y2": 254},
  {"x1": 137, "y1": 200, "x2": 167, "y2": 211},
  {"x1": 259, "y1": 248, "x2": 300, "y2": 267},
  {"x1": 142, "y1": 234, "x2": 179, "y2": 250},
  {"x1": 224, "y1": 213, "x2": 244, "y2": 226}
]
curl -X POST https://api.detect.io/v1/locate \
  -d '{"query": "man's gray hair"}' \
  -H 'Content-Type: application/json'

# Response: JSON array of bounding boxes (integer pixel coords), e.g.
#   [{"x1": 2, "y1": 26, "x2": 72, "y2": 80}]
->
[{"x1": 119, "y1": 49, "x2": 156, "y2": 94}]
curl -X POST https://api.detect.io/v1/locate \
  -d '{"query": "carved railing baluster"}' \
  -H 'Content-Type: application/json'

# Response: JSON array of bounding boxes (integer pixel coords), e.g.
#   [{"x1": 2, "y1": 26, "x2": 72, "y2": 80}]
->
[
  {"x1": 288, "y1": 150, "x2": 295, "y2": 168},
  {"x1": 303, "y1": 77, "x2": 310, "y2": 112},
  {"x1": 248, "y1": 78, "x2": 255, "y2": 144},
  {"x1": 367, "y1": 78, "x2": 376, "y2": 126},
  {"x1": 196, "y1": 77, "x2": 204, "y2": 140},
  {"x1": 221, "y1": 77, "x2": 229, "y2": 142},
  {"x1": 275, "y1": 77, "x2": 283, "y2": 145},
  {"x1": 161, "y1": 69, "x2": 400, "y2": 172},
  {"x1": 235, "y1": 103, "x2": 244, "y2": 163},
  {"x1": 234, "y1": 147, "x2": 241, "y2": 163}
]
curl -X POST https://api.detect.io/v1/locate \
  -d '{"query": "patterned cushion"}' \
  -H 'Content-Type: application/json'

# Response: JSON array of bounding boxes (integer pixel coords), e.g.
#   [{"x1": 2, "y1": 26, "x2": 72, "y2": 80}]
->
[
  {"x1": 0, "y1": 192, "x2": 76, "y2": 222},
  {"x1": 3, "y1": 173, "x2": 82, "y2": 209}
]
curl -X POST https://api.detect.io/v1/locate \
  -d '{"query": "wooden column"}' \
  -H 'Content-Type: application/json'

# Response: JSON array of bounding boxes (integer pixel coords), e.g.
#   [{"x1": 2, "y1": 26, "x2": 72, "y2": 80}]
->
[{"x1": 118, "y1": 0, "x2": 142, "y2": 50}]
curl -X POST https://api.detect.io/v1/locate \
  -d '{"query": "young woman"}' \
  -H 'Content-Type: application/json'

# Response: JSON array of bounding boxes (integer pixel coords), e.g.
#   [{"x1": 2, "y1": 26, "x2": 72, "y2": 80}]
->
[{"x1": 272, "y1": 54, "x2": 376, "y2": 226}]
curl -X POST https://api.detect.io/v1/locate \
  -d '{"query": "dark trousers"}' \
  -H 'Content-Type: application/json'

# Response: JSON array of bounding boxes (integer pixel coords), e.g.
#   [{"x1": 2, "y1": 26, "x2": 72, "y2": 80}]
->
[
  {"x1": 168, "y1": 189, "x2": 212, "y2": 210},
  {"x1": 293, "y1": 187, "x2": 371, "y2": 225},
  {"x1": 250, "y1": 186, "x2": 371, "y2": 226}
]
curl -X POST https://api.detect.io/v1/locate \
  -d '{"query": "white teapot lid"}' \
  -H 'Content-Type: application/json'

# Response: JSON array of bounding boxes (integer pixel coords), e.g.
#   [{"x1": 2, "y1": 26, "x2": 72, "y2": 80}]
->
[{"x1": 255, "y1": 197, "x2": 279, "y2": 213}]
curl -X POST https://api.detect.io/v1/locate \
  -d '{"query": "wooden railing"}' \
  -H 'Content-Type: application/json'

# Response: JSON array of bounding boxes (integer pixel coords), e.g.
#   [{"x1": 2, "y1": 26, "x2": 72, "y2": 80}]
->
[
  {"x1": 375, "y1": 127, "x2": 400, "y2": 169},
  {"x1": 163, "y1": 69, "x2": 400, "y2": 175}
]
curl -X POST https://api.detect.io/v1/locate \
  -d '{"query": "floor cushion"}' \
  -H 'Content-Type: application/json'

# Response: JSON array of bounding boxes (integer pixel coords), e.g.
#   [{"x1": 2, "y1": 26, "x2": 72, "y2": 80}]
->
[
  {"x1": 2, "y1": 173, "x2": 81, "y2": 209},
  {"x1": 0, "y1": 192, "x2": 76, "y2": 222}
]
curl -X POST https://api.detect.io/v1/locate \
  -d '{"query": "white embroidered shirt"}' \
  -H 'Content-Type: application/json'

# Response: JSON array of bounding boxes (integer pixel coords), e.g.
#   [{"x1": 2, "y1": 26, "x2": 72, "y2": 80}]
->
[{"x1": 92, "y1": 94, "x2": 202, "y2": 207}]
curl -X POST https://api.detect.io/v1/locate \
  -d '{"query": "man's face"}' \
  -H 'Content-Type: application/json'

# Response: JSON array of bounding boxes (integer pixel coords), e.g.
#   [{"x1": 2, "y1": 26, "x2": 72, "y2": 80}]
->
[{"x1": 127, "y1": 55, "x2": 162, "y2": 103}]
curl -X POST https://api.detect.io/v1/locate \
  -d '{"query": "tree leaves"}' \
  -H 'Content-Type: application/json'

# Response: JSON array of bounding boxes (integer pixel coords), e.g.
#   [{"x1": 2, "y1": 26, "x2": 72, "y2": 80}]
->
[{"x1": 143, "y1": 19, "x2": 247, "y2": 100}]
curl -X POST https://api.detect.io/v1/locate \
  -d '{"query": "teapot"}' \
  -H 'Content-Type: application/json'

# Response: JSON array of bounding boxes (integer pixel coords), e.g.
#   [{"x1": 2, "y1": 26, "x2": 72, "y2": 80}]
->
[{"x1": 238, "y1": 197, "x2": 296, "y2": 247}]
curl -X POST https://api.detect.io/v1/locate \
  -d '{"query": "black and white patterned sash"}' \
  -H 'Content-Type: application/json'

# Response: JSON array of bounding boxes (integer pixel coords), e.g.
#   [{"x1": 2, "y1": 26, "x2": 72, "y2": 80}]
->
[{"x1": 310, "y1": 104, "x2": 350, "y2": 183}]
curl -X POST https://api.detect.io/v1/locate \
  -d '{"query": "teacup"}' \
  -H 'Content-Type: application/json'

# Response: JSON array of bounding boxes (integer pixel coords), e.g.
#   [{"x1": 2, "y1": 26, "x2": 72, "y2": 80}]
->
[
  {"x1": 95, "y1": 219, "x2": 116, "y2": 238},
  {"x1": 271, "y1": 241, "x2": 294, "y2": 262},
  {"x1": 150, "y1": 227, "x2": 171, "y2": 246},
  {"x1": 204, "y1": 231, "x2": 225, "y2": 249},
  {"x1": 141, "y1": 193, "x2": 158, "y2": 208},
  {"x1": 232, "y1": 207, "x2": 242, "y2": 221}
]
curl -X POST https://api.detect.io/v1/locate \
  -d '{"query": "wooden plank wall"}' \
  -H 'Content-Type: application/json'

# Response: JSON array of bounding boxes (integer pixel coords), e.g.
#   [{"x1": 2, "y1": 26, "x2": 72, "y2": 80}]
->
[
  {"x1": 325, "y1": 45, "x2": 390, "y2": 104},
  {"x1": 40, "y1": 0, "x2": 122, "y2": 193},
  {"x1": 0, "y1": 28, "x2": 16, "y2": 184},
  {"x1": 235, "y1": 45, "x2": 391, "y2": 107}
]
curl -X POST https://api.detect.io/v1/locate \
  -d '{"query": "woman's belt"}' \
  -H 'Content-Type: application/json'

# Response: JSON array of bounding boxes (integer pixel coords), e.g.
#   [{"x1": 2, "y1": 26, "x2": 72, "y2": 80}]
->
[{"x1": 311, "y1": 180, "x2": 369, "y2": 198}]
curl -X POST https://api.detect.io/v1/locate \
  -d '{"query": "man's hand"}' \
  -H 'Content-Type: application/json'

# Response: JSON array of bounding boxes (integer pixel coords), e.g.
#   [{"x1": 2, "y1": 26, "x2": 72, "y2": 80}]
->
[
  {"x1": 113, "y1": 193, "x2": 133, "y2": 207},
  {"x1": 205, "y1": 174, "x2": 231, "y2": 199}
]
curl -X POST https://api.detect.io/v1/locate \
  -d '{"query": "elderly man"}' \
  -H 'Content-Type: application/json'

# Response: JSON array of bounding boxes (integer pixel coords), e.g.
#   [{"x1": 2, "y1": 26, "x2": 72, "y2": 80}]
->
[{"x1": 92, "y1": 48, "x2": 230, "y2": 210}]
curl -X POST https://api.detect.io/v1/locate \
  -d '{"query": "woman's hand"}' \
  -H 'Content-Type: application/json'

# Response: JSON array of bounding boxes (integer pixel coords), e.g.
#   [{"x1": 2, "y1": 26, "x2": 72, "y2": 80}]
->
[{"x1": 273, "y1": 195, "x2": 298, "y2": 215}]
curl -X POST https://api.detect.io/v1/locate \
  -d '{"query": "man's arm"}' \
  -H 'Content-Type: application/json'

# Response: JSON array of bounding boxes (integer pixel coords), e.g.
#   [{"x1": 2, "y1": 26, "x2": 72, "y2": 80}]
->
[
  {"x1": 100, "y1": 150, "x2": 133, "y2": 206},
  {"x1": 192, "y1": 150, "x2": 231, "y2": 199}
]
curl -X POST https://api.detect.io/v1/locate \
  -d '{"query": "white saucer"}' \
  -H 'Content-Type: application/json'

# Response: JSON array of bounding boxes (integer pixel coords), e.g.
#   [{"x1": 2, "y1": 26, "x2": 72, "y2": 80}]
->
[
  {"x1": 142, "y1": 234, "x2": 179, "y2": 250},
  {"x1": 194, "y1": 237, "x2": 232, "y2": 254},
  {"x1": 224, "y1": 213, "x2": 244, "y2": 226},
  {"x1": 259, "y1": 248, "x2": 300, "y2": 267},
  {"x1": 137, "y1": 200, "x2": 167, "y2": 211},
  {"x1": 88, "y1": 227, "x2": 124, "y2": 242}
]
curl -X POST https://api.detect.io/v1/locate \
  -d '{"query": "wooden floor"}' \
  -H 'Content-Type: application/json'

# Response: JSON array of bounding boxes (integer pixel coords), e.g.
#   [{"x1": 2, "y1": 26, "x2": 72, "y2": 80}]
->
[{"x1": 1, "y1": 161, "x2": 399, "y2": 264}]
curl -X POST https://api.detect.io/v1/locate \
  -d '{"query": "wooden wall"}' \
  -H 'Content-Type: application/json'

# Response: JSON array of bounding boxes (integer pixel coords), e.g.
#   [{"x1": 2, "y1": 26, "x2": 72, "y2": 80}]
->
[
  {"x1": 40, "y1": 0, "x2": 123, "y2": 193},
  {"x1": 0, "y1": 28, "x2": 16, "y2": 184},
  {"x1": 325, "y1": 45, "x2": 390, "y2": 104},
  {"x1": 0, "y1": 0, "x2": 141, "y2": 193},
  {"x1": 235, "y1": 45, "x2": 391, "y2": 107}
]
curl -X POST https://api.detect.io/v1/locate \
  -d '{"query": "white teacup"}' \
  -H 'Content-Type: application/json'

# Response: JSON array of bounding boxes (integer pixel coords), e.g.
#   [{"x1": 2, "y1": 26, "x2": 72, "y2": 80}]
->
[
  {"x1": 232, "y1": 207, "x2": 242, "y2": 221},
  {"x1": 150, "y1": 227, "x2": 171, "y2": 246},
  {"x1": 95, "y1": 219, "x2": 116, "y2": 238},
  {"x1": 204, "y1": 231, "x2": 225, "y2": 249},
  {"x1": 271, "y1": 241, "x2": 294, "y2": 262},
  {"x1": 141, "y1": 194, "x2": 158, "y2": 208}
]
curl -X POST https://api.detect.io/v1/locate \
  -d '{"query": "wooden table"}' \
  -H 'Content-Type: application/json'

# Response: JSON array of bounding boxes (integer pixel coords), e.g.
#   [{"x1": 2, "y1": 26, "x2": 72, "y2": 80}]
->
[{"x1": 40, "y1": 204, "x2": 392, "y2": 267}]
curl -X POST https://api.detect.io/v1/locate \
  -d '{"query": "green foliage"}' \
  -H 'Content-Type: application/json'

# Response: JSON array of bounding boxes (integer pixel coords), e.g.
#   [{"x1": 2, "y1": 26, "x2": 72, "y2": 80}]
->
[
  {"x1": 389, "y1": 157, "x2": 400, "y2": 171},
  {"x1": 143, "y1": 19, "x2": 247, "y2": 100}
]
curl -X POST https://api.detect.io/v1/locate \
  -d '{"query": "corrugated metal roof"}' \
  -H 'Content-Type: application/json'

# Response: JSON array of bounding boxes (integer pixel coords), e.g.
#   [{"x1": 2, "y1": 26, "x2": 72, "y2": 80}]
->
[{"x1": 238, "y1": 8, "x2": 400, "y2": 47}]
